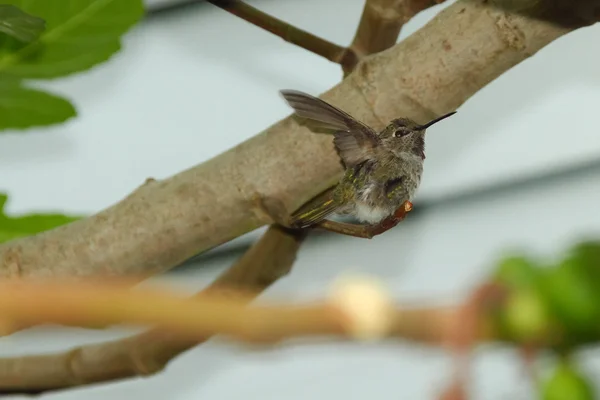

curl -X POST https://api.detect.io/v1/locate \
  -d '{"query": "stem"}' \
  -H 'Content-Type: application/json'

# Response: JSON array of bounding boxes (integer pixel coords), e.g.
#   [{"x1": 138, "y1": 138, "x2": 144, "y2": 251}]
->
[{"x1": 206, "y1": 0, "x2": 348, "y2": 64}]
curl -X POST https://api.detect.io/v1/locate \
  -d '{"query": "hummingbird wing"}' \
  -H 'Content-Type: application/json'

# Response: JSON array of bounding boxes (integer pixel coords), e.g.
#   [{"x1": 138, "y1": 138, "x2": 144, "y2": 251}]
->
[
  {"x1": 280, "y1": 89, "x2": 381, "y2": 167},
  {"x1": 289, "y1": 187, "x2": 340, "y2": 228}
]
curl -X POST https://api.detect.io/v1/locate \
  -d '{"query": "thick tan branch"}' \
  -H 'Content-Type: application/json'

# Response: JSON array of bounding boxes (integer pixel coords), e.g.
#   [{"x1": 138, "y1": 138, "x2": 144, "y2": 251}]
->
[
  {"x1": 0, "y1": 225, "x2": 306, "y2": 394},
  {"x1": 205, "y1": 0, "x2": 351, "y2": 65},
  {"x1": 342, "y1": 0, "x2": 446, "y2": 74},
  {"x1": 0, "y1": 0, "x2": 586, "y2": 280}
]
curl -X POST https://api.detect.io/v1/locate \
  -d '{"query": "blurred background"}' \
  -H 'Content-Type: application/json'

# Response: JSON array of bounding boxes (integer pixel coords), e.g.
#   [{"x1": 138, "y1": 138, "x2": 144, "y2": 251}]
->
[{"x1": 1, "y1": 0, "x2": 600, "y2": 399}]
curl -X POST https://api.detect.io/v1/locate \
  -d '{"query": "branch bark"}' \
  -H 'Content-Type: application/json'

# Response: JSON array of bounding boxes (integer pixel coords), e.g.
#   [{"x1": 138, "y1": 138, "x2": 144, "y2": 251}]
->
[
  {"x1": 0, "y1": 0, "x2": 590, "y2": 280},
  {"x1": 0, "y1": 224, "x2": 306, "y2": 394}
]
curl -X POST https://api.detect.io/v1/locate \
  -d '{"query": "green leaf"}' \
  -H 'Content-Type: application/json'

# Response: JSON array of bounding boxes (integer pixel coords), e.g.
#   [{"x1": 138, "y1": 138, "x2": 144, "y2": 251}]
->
[
  {"x1": 0, "y1": 0, "x2": 144, "y2": 79},
  {"x1": 492, "y1": 255, "x2": 541, "y2": 288},
  {"x1": 541, "y1": 257, "x2": 600, "y2": 342},
  {"x1": 541, "y1": 360, "x2": 594, "y2": 400},
  {"x1": 0, "y1": 5, "x2": 45, "y2": 43},
  {"x1": 0, "y1": 80, "x2": 76, "y2": 129},
  {"x1": 0, "y1": 193, "x2": 82, "y2": 244},
  {"x1": 568, "y1": 241, "x2": 600, "y2": 288}
]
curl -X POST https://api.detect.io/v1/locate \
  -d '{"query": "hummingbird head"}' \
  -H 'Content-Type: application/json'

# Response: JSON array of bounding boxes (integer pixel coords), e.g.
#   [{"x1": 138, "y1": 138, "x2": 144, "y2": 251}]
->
[{"x1": 380, "y1": 111, "x2": 456, "y2": 159}]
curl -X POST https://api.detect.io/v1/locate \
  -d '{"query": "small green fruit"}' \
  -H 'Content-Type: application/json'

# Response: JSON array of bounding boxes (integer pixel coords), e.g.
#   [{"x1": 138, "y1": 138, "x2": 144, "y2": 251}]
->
[{"x1": 504, "y1": 287, "x2": 551, "y2": 343}]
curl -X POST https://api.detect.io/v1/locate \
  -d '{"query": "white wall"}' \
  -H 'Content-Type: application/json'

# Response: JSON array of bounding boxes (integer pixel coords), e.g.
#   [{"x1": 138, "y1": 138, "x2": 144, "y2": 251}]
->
[{"x1": 2, "y1": 1, "x2": 600, "y2": 399}]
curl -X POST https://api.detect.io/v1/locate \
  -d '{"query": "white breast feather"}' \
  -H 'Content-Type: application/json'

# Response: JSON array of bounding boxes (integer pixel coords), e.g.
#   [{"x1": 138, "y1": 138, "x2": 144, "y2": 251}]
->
[{"x1": 354, "y1": 203, "x2": 389, "y2": 224}]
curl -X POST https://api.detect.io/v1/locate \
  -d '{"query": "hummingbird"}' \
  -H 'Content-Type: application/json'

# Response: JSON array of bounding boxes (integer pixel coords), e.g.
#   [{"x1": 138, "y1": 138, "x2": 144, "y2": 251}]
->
[{"x1": 280, "y1": 89, "x2": 456, "y2": 230}]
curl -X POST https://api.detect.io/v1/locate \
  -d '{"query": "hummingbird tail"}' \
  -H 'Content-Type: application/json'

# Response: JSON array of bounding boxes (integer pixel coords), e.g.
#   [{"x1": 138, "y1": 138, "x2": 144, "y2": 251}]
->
[{"x1": 290, "y1": 189, "x2": 340, "y2": 228}]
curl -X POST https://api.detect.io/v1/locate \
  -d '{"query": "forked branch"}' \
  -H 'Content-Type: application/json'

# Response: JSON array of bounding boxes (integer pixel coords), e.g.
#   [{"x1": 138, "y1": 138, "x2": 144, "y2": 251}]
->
[
  {"x1": 205, "y1": 0, "x2": 447, "y2": 74},
  {"x1": 205, "y1": 0, "x2": 596, "y2": 77}
]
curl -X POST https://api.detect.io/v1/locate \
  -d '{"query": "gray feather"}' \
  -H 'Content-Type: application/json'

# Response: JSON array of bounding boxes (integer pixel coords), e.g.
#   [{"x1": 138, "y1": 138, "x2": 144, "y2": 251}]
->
[{"x1": 280, "y1": 89, "x2": 380, "y2": 167}]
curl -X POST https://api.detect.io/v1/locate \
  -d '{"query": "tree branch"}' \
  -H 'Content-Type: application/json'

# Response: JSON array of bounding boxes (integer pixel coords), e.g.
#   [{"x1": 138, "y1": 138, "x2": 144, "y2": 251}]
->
[
  {"x1": 0, "y1": 224, "x2": 306, "y2": 394},
  {"x1": 0, "y1": 0, "x2": 589, "y2": 281},
  {"x1": 342, "y1": 0, "x2": 446, "y2": 75},
  {"x1": 205, "y1": 0, "x2": 353, "y2": 65},
  {"x1": 0, "y1": 281, "x2": 501, "y2": 396}
]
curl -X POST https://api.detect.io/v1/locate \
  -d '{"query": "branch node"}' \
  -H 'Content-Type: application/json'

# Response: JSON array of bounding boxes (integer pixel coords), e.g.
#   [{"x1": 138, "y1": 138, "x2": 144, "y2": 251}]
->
[
  {"x1": 65, "y1": 348, "x2": 85, "y2": 385},
  {"x1": 130, "y1": 349, "x2": 165, "y2": 376},
  {"x1": 329, "y1": 274, "x2": 394, "y2": 340},
  {"x1": 252, "y1": 194, "x2": 291, "y2": 227}
]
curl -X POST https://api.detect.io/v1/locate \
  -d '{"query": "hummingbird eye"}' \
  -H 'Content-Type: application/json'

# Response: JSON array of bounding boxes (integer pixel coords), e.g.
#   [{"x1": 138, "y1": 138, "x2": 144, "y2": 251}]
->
[{"x1": 393, "y1": 128, "x2": 409, "y2": 138}]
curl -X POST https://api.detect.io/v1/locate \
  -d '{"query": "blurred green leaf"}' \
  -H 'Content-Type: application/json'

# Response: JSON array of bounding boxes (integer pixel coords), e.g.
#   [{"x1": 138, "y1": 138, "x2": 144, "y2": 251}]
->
[
  {"x1": 0, "y1": 79, "x2": 75, "y2": 129},
  {"x1": 541, "y1": 359, "x2": 594, "y2": 400},
  {"x1": 568, "y1": 241, "x2": 600, "y2": 289},
  {"x1": 492, "y1": 255, "x2": 561, "y2": 343},
  {"x1": 0, "y1": 0, "x2": 144, "y2": 79},
  {"x1": 493, "y1": 255, "x2": 541, "y2": 288},
  {"x1": 492, "y1": 243, "x2": 600, "y2": 348},
  {"x1": 0, "y1": 4, "x2": 45, "y2": 43},
  {"x1": 0, "y1": 193, "x2": 82, "y2": 244},
  {"x1": 541, "y1": 256, "x2": 600, "y2": 342}
]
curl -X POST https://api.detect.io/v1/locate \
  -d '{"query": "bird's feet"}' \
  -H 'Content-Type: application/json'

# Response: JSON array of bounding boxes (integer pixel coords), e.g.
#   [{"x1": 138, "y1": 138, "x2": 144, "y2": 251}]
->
[{"x1": 315, "y1": 201, "x2": 413, "y2": 239}]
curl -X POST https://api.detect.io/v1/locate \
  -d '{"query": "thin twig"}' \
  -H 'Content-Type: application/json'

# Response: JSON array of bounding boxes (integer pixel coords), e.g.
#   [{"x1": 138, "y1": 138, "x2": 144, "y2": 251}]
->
[
  {"x1": 0, "y1": 281, "x2": 343, "y2": 340},
  {"x1": 0, "y1": 225, "x2": 306, "y2": 394},
  {"x1": 206, "y1": 0, "x2": 352, "y2": 65},
  {"x1": 342, "y1": 0, "x2": 446, "y2": 75},
  {"x1": 0, "y1": 274, "x2": 504, "y2": 396},
  {"x1": 0, "y1": 300, "x2": 488, "y2": 395}
]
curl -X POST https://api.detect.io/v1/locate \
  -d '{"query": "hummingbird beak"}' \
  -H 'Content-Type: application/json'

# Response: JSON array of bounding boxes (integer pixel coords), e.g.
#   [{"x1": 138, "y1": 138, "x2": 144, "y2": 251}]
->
[{"x1": 415, "y1": 111, "x2": 457, "y2": 131}]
